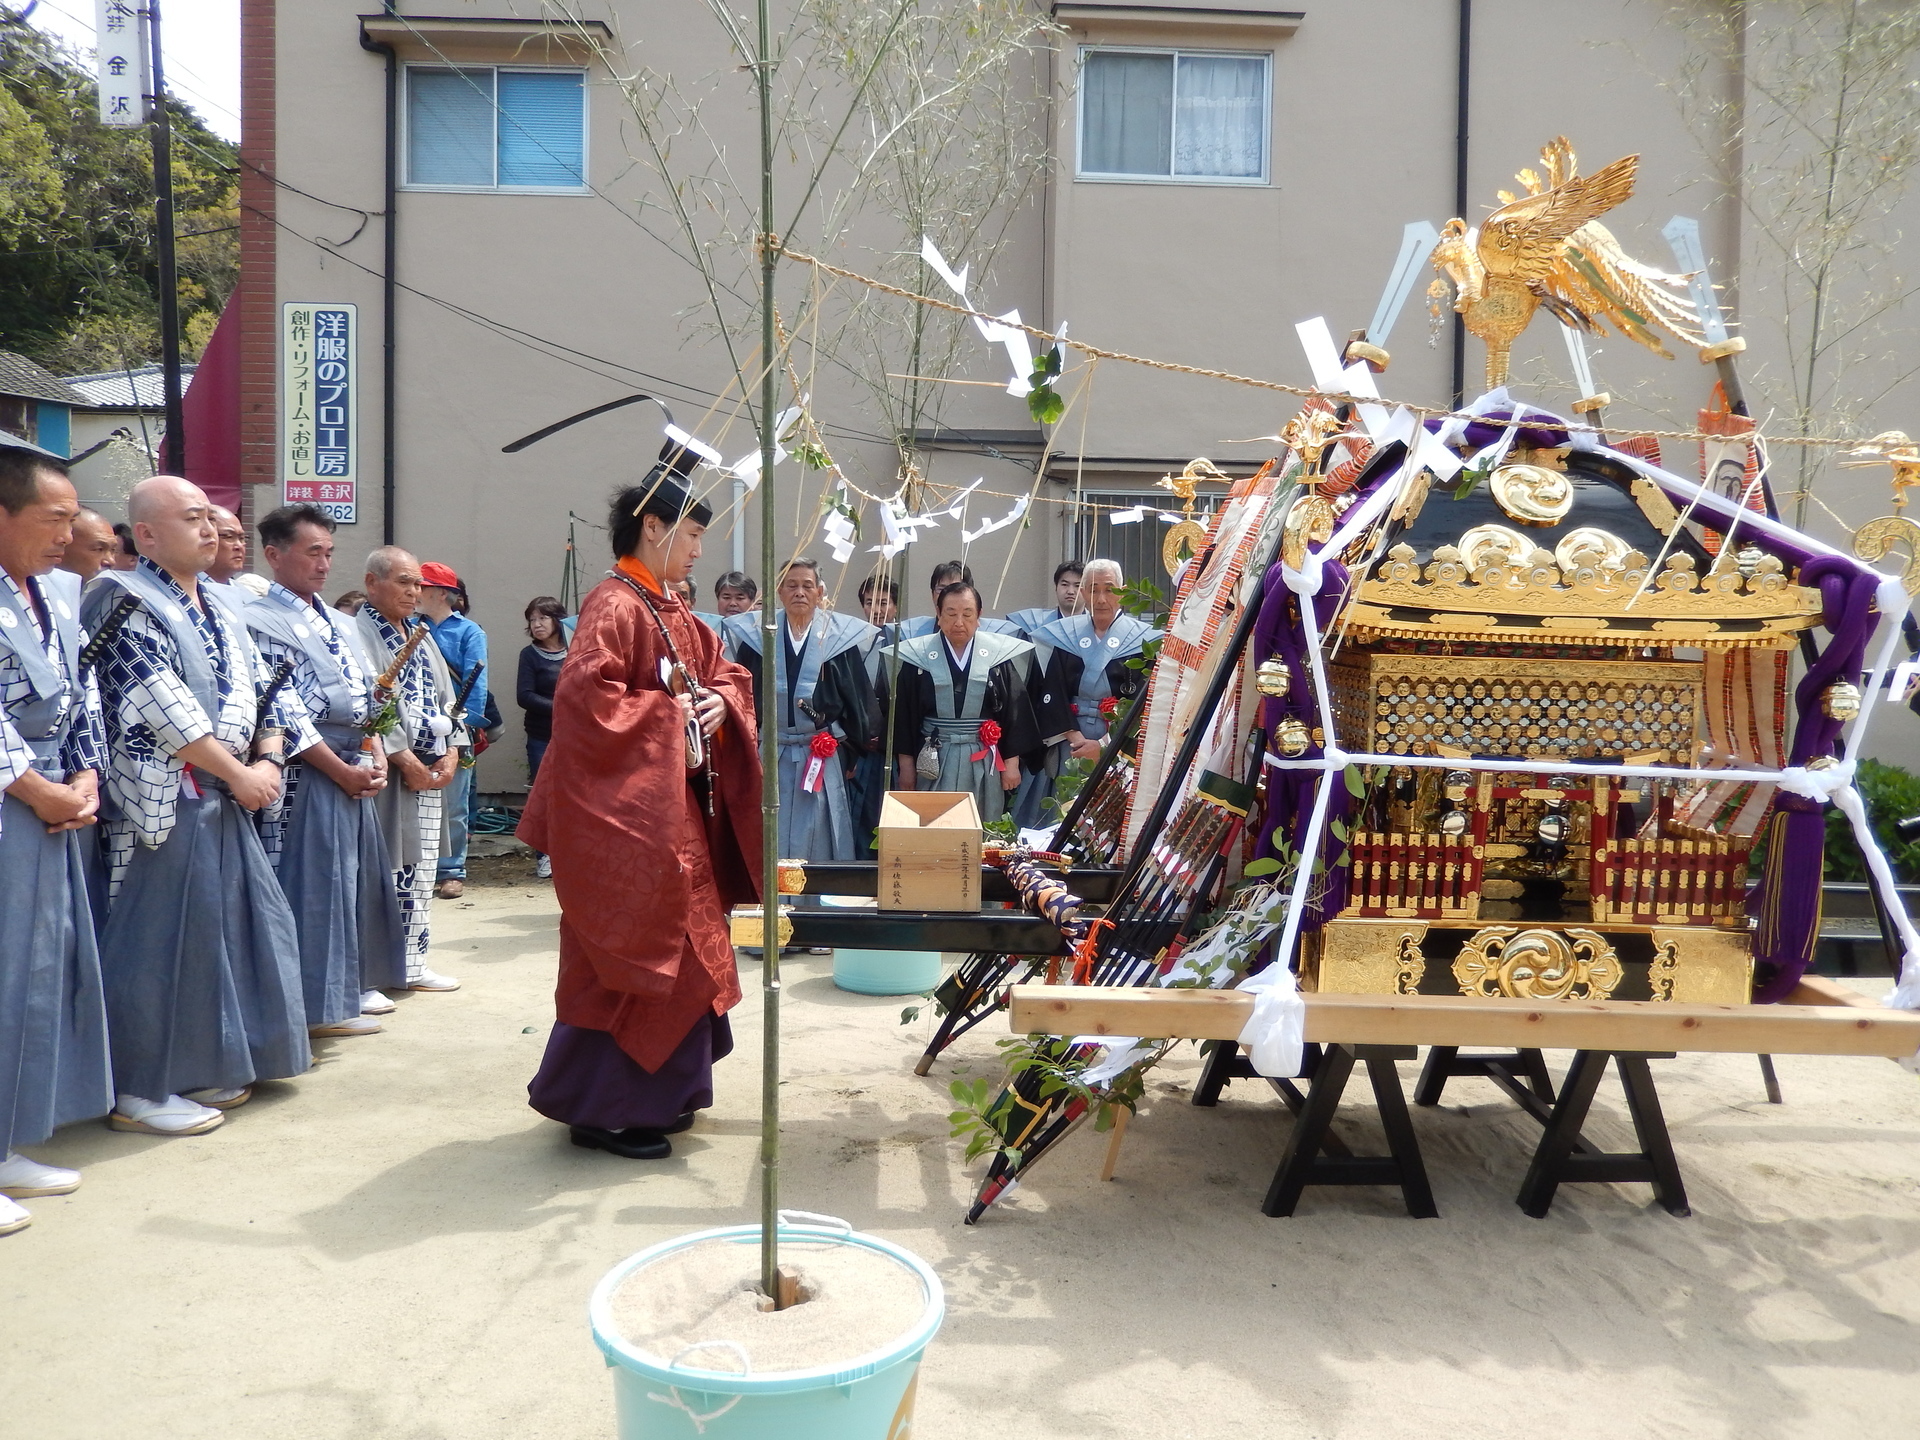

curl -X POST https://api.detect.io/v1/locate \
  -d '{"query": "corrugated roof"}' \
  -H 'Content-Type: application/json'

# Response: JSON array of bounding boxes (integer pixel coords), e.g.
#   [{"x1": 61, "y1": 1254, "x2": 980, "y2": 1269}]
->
[
  {"x1": 0, "y1": 351, "x2": 86, "y2": 406},
  {"x1": 61, "y1": 364, "x2": 198, "y2": 411}
]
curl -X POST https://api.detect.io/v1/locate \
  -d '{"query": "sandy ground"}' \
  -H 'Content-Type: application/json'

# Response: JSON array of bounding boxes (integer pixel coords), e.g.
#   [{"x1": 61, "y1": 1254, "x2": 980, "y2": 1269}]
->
[{"x1": 7, "y1": 874, "x2": 1920, "y2": 1439}]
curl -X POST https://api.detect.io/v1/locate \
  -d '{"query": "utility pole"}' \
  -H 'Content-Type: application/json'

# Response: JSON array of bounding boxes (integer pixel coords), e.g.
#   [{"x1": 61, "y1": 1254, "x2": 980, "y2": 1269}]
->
[{"x1": 146, "y1": 1, "x2": 185, "y2": 473}]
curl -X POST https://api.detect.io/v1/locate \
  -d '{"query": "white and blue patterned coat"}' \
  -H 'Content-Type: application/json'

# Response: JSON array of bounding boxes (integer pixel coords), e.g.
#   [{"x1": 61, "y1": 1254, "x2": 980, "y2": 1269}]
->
[
  {"x1": 85, "y1": 558, "x2": 318, "y2": 879},
  {"x1": 0, "y1": 569, "x2": 105, "y2": 841}
]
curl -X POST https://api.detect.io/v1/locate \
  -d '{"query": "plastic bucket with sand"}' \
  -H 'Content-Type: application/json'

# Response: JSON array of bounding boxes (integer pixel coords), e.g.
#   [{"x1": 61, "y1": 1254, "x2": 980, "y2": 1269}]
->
[{"x1": 589, "y1": 1214, "x2": 944, "y2": 1438}]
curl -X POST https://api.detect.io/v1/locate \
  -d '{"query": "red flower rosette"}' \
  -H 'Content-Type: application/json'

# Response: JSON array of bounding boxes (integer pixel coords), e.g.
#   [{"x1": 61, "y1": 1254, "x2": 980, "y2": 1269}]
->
[
  {"x1": 802, "y1": 730, "x2": 839, "y2": 793},
  {"x1": 1098, "y1": 695, "x2": 1121, "y2": 719},
  {"x1": 971, "y1": 719, "x2": 1003, "y2": 768}
]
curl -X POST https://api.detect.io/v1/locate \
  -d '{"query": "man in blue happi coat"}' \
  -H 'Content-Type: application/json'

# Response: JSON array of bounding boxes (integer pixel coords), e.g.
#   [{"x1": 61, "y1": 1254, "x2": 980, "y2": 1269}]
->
[{"x1": 0, "y1": 445, "x2": 113, "y2": 1236}]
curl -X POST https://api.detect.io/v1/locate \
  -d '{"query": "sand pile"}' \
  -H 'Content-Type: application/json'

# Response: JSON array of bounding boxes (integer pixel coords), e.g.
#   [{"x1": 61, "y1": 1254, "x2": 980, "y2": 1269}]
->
[{"x1": 610, "y1": 1237, "x2": 928, "y2": 1374}]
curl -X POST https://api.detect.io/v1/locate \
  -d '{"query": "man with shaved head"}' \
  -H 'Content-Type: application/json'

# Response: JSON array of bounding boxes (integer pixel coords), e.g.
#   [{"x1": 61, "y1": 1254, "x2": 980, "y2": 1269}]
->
[
  {"x1": 206, "y1": 505, "x2": 268, "y2": 597},
  {"x1": 57, "y1": 507, "x2": 119, "y2": 586},
  {"x1": 353, "y1": 545, "x2": 464, "y2": 991},
  {"x1": 0, "y1": 446, "x2": 114, "y2": 1236},
  {"x1": 83, "y1": 475, "x2": 315, "y2": 1138}
]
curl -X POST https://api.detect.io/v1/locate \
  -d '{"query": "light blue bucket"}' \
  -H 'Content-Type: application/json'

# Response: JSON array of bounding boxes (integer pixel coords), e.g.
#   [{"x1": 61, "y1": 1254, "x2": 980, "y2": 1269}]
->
[
  {"x1": 589, "y1": 1215, "x2": 944, "y2": 1439},
  {"x1": 833, "y1": 949, "x2": 943, "y2": 996}
]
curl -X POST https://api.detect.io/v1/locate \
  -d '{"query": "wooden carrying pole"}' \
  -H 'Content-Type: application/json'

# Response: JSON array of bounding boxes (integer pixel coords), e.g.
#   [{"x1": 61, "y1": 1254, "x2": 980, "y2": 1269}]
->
[{"x1": 1006, "y1": 982, "x2": 1920, "y2": 1060}]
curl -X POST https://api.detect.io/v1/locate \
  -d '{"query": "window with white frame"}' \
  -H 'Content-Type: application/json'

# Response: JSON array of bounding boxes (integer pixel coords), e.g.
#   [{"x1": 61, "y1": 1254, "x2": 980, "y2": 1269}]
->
[
  {"x1": 405, "y1": 66, "x2": 587, "y2": 191},
  {"x1": 1077, "y1": 47, "x2": 1270, "y2": 183}
]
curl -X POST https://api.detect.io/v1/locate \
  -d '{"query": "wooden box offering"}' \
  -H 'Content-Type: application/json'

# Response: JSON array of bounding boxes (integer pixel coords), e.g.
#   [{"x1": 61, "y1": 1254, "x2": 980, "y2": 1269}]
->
[{"x1": 877, "y1": 792, "x2": 982, "y2": 912}]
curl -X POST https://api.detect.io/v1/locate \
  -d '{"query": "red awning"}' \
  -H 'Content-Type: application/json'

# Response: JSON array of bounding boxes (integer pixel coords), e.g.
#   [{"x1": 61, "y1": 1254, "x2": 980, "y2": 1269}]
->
[{"x1": 181, "y1": 300, "x2": 241, "y2": 511}]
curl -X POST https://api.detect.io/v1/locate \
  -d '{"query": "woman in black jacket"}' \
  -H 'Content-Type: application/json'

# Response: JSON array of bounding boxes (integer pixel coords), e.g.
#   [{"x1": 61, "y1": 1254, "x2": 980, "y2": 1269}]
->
[{"x1": 517, "y1": 595, "x2": 569, "y2": 877}]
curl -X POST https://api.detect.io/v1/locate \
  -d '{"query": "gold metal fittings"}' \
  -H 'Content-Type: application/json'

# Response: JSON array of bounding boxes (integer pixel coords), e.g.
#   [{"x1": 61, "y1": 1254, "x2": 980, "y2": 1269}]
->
[
  {"x1": 1853, "y1": 514, "x2": 1920, "y2": 595},
  {"x1": 1452, "y1": 926, "x2": 1623, "y2": 1001},
  {"x1": 1821, "y1": 682, "x2": 1862, "y2": 722}
]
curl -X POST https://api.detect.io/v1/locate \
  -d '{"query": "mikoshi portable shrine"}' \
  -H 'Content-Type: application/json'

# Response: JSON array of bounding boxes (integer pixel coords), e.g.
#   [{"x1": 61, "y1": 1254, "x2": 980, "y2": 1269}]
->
[{"x1": 763, "y1": 137, "x2": 1920, "y2": 1224}]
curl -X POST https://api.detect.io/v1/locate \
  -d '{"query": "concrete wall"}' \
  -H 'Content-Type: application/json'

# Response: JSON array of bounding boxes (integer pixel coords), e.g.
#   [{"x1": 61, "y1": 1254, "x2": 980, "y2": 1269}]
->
[{"x1": 256, "y1": 1, "x2": 1920, "y2": 786}]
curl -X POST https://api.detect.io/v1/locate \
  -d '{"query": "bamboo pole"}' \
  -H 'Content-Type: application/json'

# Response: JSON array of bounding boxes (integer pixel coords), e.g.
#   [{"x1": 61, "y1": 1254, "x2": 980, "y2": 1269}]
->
[{"x1": 755, "y1": 0, "x2": 783, "y2": 1305}]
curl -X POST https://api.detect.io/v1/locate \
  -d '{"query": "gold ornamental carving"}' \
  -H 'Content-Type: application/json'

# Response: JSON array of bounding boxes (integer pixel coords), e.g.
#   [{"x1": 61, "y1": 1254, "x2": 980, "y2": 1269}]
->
[
  {"x1": 1630, "y1": 477, "x2": 1681, "y2": 535},
  {"x1": 1394, "y1": 931, "x2": 1426, "y2": 992},
  {"x1": 1351, "y1": 535, "x2": 1822, "y2": 648},
  {"x1": 1451, "y1": 926, "x2": 1622, "y2": 1001},
  {"x1": 1157, "y1": 458, "x2": 1225, "y2": 578},
  {"x1": 729, "y1": 905, "x2": 794, "y2": 950},
  {"x1": 1314, "y1": 918, "x2": 1429, "y2": 995},
  {"x1": 1648, "y1": 927, "x2": 1754, "y2": 1005},
  {"x1": 1553, "y1": 527, "x2": 1632, "y2": 578},
  {"x1": 1491, "y1": 463, "x2": 1574, "y2": 526},
  {"x1": 1838, "y1": 431, "x2": 1920, "y2": 513},
  {"x1": 1853, "y1": 515, "x2": 1920, "y2": 596}
]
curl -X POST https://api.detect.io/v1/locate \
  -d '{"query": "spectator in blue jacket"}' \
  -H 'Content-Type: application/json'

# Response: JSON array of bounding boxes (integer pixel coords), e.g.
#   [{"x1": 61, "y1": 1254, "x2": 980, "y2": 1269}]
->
[{"x1": 418, "y1": 561, "x2": 487, "y2": 898}]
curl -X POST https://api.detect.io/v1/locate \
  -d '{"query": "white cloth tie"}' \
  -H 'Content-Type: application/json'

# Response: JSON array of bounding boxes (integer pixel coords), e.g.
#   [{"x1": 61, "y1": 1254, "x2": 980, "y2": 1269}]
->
[{"x1": 1235, "y1": 963, "x2": 1305, "y2": 1078}]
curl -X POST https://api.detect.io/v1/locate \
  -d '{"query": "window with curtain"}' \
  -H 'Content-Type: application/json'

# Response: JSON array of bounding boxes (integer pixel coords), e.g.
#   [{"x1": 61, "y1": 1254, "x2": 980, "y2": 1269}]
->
[
  {"x1": 1078, "y1": 48, "x2": 1269, "y2": 183},
  {"x1": 406, "y1": 66, "x2": 587, "y2": 191}
]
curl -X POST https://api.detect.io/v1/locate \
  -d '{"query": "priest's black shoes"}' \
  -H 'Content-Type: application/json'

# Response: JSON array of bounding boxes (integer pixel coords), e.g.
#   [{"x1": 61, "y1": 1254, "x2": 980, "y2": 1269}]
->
[{"x1": 570, "y1": 1125, "x2": 671, "y2": 1160}]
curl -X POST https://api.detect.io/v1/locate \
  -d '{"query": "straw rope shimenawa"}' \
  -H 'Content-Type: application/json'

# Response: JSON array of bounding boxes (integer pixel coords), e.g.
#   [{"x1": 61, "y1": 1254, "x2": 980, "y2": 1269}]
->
[{"x1": 763, "y1": 238, "x2": 1886, "y2": 454}]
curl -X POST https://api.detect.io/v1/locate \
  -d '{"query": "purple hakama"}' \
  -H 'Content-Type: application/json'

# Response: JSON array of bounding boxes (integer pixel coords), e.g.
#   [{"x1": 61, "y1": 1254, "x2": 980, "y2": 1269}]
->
[{"x1": 527, "y1": 1012, "x2": 733, "y2": 1131}]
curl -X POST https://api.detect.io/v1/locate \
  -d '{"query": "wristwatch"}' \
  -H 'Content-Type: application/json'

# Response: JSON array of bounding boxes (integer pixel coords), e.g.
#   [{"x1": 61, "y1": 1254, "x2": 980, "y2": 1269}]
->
[{"x1": 258, "y1": 750, "x2": 289, "y2": 771}]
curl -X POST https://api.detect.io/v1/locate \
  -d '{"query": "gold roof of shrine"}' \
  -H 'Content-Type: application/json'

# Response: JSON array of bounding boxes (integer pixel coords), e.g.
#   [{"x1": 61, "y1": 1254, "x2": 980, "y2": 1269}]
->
[{"x1": 1343, "y1": 451, "x2": 1825, "y2": 650}]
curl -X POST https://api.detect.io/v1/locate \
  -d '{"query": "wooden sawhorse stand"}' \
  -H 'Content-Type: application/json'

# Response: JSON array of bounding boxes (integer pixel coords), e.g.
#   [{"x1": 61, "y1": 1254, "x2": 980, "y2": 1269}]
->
[
  {"x1": 1264, "y1": 1043, "x2": 1437, "y2": 1218},
  {"x1": 1194, "y1": 1039, "x2": 1436, "y2": 1218},
  {"x1": 1417, "y1": 1047, "x2": 1690, "y2": 1217}
]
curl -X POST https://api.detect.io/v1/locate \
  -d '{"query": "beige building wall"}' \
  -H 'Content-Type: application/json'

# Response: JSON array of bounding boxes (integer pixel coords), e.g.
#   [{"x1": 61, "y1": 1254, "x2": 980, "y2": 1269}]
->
[{"x1": 263, "y1": 2, "x2": 1920, "y2": 788}]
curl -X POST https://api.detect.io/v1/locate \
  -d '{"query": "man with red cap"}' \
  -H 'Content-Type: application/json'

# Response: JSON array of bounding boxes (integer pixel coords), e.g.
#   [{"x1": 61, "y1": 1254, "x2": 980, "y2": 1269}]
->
[{"x1": 415, "y1": 560, "x2": 487, "y2": 899}]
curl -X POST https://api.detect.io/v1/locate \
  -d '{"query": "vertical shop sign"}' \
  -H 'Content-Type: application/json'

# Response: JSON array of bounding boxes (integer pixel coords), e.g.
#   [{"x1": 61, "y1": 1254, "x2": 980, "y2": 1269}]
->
[{"x1": 282, "y1": 303, "x2": 357, "y2": 523}]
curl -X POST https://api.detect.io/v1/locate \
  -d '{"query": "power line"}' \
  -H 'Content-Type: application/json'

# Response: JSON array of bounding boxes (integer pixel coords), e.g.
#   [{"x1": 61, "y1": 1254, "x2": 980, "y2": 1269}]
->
[{"x1": 253, "y1": 202, "x2": 903, "y2": 453}]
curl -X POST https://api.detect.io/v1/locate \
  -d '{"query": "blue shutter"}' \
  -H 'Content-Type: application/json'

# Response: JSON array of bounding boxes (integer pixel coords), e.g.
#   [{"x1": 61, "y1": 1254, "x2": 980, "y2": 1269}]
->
[
  {"x1": 408, "y1": 68, "x2": 495, "y2": 186},
  {"x1": 497, "y1": 71, "x2": 585, "y2": 188}
]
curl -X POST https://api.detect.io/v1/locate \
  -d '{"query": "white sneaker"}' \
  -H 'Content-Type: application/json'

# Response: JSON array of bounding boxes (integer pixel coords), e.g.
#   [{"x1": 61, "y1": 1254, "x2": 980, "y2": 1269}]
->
[
  {"x1": 359, "y1": 989, "x2": 397, "y2": 1014},
  {"x1": 0, "y1": 1195, "x2": 28, "y2": 1236},
  {"x1": 534, "y1": 854, "x2": 552, "y2": 879},
  {"x1": 182, "y1": 1086, "x2": 252, "y2": 1110},
  {"x1": 0, "y1": 1152, "x2": 81, "y2": 1198},
  {"x1": 409, "y1": 969, "x2": 461, "y2": 992},
  {"x1": 311, "y1": 1015, "x2": 383, "y2": 1037},
  {"x1": 109, "y1": 1094, "x2": 225, "y2": 1135}
]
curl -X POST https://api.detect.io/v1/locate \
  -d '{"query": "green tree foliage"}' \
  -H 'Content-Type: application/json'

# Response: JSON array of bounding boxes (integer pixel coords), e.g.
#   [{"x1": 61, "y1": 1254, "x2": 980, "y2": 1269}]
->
[
  {"x1": 0, "y1": 81, "x2": 61, "y2": 245},
  {"x1": 0, "y1": 18, "x2": 237, "y2": 370}
]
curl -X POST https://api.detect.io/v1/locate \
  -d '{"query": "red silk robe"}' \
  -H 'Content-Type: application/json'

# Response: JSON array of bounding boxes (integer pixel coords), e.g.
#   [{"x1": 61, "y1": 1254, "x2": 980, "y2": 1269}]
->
[{"x1": 518, "y1": 564, "x2": 762, "y2": 1070}]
